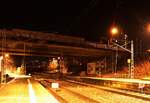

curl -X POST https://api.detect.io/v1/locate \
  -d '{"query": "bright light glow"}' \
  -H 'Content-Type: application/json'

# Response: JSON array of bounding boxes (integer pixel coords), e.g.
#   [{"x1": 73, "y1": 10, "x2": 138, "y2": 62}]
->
[
  {"x1": 147, "y1": 49, "x2": 150, "y2": 52},
  {"x1": 49, "y1": 59, "x2": 58, "y2": 69},
  {"x1": 5, "y1": 53, "x2": 9, "y2": 58},
  {"x1": 57, "y1": 57, "x2": 60, "y2": 60},
  {"x1": 111, "y1": 27, "x2": 118, "y2": 35},
  {"x1": 127, "y1": 59, "x2": 131, "y2": 64},
  {"x1": 0, "y1": 56, "x2": 3, "y2": 60},
  {"x1": 27, "y1": 79, "x2": 37, "y2": 103}
]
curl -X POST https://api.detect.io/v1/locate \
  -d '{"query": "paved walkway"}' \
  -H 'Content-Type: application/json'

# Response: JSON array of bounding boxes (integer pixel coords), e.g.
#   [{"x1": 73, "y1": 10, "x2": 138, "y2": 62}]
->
[{"x1": 0, "y1": 77, "x2": 59, "y2": 103}]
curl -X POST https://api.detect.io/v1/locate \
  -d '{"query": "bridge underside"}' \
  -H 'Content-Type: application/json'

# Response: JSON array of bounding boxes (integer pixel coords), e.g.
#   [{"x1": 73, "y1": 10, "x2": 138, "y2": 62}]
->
[
  {"x1": 0, "y1": 40, "x2": 113, "y2": 57},
  {"x1": 0, "y1": 29, "x2": 118, "y2": 57}
]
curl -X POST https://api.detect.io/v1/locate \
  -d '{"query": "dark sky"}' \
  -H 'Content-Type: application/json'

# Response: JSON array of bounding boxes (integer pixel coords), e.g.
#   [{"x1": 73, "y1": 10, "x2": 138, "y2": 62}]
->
[{"x1": 1, "y1": 0, "x2": 150, "y2": 49}]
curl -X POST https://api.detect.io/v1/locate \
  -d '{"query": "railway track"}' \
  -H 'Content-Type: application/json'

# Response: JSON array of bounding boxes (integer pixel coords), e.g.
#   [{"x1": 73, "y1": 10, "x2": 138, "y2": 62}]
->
[
  {"x1": 40, "y1": 80, "x2": 100, "y2": 103},
  {"x1": 40, "y1": 79, "x2": 150, "y2": 103},
  {"x1": 65, "y1": 79, "x2": 150, "y2": 101}
]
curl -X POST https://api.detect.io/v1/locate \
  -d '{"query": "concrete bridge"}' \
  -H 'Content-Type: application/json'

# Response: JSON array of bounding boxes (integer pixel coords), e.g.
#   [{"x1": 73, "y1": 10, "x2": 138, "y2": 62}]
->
[{"x1": 0, "y1": 29, "x2": 122, "y2": 57}]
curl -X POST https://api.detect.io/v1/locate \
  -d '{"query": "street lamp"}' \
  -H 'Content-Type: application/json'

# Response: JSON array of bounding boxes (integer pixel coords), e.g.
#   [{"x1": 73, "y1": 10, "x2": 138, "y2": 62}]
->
[
  {"x1": 110, "y1": 27, "x2": 119, "y2": 74},
  {"x1": 110, "y1": 27, "x2": 134, "y2": 78},
  {"x1": 111, "y1": 27, "x2": 119, "y2": 36}
]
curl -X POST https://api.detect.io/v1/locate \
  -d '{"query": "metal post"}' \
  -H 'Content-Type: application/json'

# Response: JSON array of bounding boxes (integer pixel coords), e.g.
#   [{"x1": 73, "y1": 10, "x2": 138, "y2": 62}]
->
[
  {"x1": 112, "y1": 53, "x2": 114, "y2": 73},
  {"x1": 24, "y1": 42, "x2": 26, "y2": 75},
  {"x1": 124, "y1": 34, "x2": 128, "y2": 48},
  {"x1": 1, "y1": 59, "x2": 3, "y2": 83},
  {"x1": 115, "y1": 47, "x2": 118, "y2": 74},
  {"x1": 1, "y1": 31, "x2": 6, "y2": 84},
  {"x1": 113, "y1": 40, "x2": 134, "y2": 79},
  {"x1": 131, "y1": 40, "x2": 134, "y2": 78}
]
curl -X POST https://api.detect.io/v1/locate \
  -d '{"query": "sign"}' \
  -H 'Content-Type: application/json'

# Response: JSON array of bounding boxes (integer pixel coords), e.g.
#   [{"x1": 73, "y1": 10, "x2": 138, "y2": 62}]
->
[
  {"x1": 51, "y1": 82, "x2": 59, "y2": 89},
  {"x1": 87, "y1": 63, "x2": 96, "y2": 75}
]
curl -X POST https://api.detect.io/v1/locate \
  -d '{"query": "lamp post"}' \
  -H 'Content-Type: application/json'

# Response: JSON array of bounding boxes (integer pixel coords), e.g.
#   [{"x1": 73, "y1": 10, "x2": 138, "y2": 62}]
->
[
  {"x1": 110, "y1": 27, "x2": 119, "y2": 74},
  {"x1": 110, "y1": 27, "x2": 134, "y2": 78}
]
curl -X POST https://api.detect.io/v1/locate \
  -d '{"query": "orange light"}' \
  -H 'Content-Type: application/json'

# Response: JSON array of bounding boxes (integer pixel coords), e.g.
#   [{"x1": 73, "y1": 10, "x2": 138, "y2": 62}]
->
[
  {"x1": 147, "y1": 49, "x2": 150, "y2": 52},
  {"x1": 111, "y1": 27, "x2": 118, "y2": 35},
  {"x1": 147, "y1": 24, "x2": 150, "y2": 33},
  {"x1": 5, "y1": 53, "x2": 9, "y2": 58}
]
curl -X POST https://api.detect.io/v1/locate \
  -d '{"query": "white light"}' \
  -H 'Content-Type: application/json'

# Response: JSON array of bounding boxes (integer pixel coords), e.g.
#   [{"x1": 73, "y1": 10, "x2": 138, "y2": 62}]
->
[
  {"x1": 0, "y1": 56, "x2": 3, "y2": 60},
  {"x1": 58, "y1": 57, "x2": 60, "y2": 60}
]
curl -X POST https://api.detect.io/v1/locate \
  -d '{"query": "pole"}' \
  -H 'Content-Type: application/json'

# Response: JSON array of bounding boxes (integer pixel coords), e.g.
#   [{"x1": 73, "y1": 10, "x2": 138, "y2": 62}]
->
[
  {"x1": 124, "y1": 34, "x2": 128, "y2": 49},
  {"x1": 1, "y1": 31, "x2": 3, "y2": 84},
  {"x1": 24, "y1": 42, "x2": 26, "y2": 75},
  {"x1": 131, "y1": 40, "x2": 134, "y2": 78},
  {"x1": 22, "y1": 42, "x2": 26, "y2": 75},
  {"x1": 113, "y1": 40, "x2": 134, "y2": 79},
  {"x1": 0, "y1": 59, "x2": 3, "y2": 83},
  {"x1": 115, "y1": 46, "x2": 118, "y2": 74}
]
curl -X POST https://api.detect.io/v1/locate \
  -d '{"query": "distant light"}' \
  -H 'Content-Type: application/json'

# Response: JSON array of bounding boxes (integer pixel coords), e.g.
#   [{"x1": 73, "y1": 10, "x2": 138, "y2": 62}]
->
[
  {"x1": 147, "y1": 24, "x2": 150, "y2": 33},
  {"x1": 28, "y1": 73, "x2": 31, "y2": 76},
  {"x1": 5, "y1": 53, "x2": 9, "y2": 58},
  {"x1": 147, "y1": 49, "x2": 150, "y2": 52},
  {"x1": 57, "y1": 57, "x2": 60, "y2": 60}
]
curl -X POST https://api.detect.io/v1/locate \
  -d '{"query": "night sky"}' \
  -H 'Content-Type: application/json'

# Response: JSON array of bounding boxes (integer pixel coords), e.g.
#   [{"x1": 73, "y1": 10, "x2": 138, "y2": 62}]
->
[{"x1": 1, "y1": 0, "x2": 150, "y2": 49}]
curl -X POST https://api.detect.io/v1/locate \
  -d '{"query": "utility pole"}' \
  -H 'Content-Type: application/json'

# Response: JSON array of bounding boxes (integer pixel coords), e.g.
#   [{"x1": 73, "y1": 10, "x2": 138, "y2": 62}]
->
[
  {"x1": 131, "y1": 40, "x2": 134, "y2": 78},
  {"x1": 115, "y1": 46, "x2": 118, "y2": 74},
  {"x1": 1, "y1": 31, "x2": 6, "y2": 84},
  {"x1": 0, "y1": 56, "x2": 3, "y2": 83},
  {"x1": 22, "y1": 42, "x2": 26, "y2": 75},
  {"x1": 113, "y1": 40, "x2": 134, "y2": 78}
]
